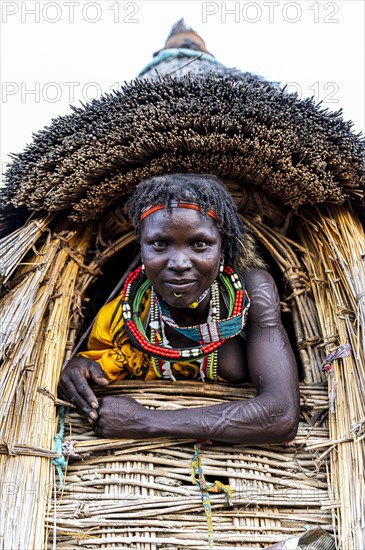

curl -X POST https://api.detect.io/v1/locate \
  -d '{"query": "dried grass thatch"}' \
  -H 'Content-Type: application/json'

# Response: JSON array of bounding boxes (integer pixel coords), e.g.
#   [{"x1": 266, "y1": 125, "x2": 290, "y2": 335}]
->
[{"x1": 1, "y1": 74, "x2": 364, "y2": 237}]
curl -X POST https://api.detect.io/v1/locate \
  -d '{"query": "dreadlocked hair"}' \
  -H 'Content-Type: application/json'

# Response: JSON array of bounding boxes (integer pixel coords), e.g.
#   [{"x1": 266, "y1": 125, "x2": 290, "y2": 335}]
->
[{"x1": 127, "y1": 173, "x2": 265, "y2": 272}]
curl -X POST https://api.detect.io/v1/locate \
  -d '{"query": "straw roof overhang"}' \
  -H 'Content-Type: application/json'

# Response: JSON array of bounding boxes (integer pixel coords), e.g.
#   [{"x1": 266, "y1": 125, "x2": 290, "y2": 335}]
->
[{"x1": 1, "y1": 74, "x2": 364, "y2": 234}]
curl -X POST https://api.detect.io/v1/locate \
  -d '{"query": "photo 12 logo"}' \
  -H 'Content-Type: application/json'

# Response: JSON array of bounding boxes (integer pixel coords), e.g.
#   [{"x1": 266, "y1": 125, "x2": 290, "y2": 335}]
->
[
  {"x1": 1, "y1": 1, "x2": 140, "y2": 24},
  {"x1": 1, "y1": 81, "x2": 106, "y2": 104},
  {"x1": 285, "y1": 82, "x2": 340, "y2": 104},
  {"x1": 1, "y1": 80, "x2": 135, "y2": 105},
  {"x1": 201, "y1": 2, "x2": 340, "y2": 24}
]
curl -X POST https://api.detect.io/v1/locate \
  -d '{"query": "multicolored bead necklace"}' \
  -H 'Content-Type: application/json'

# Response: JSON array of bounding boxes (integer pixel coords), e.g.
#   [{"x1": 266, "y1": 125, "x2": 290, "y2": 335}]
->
[
  {"x1": 149, "y1": 283, "x2": 221, "y2": 381},
  {"x1": 120, "y1": 265, "x2": 250, "y2": 380}
]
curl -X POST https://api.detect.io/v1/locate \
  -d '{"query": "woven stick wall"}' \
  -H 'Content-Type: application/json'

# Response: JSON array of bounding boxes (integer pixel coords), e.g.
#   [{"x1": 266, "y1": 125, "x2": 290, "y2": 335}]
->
[
  {"x1": 0, "y1": 69, "x2": 364, "y2": 549},
  {"x1": 296, "y1": 205, "x2": 365, "y2": 550},
  {"x1": 50, "y1": 381, "x2": 333, "y2": 549}
]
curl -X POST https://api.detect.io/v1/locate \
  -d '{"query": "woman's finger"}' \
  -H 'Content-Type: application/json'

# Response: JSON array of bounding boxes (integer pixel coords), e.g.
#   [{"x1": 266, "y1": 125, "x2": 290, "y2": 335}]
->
[
  {"x1": 66, "y1": 379, "x2": 98, "y2": 420},
  {"x1": 89, "y1": 363, "x2": 109, "y2": 387},
  {"x1": 71, "y1": 370, "x2": 99, "y2": 409}
]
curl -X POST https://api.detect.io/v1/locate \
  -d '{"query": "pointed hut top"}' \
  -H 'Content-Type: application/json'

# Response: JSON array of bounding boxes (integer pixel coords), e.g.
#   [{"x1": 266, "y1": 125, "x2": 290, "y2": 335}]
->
[
  {"x1": 158, "y1": 18, "x2": 210, "y2": 54},
  {"x1": 166, "y1": 18, "x2": 196, "y2": 39}
]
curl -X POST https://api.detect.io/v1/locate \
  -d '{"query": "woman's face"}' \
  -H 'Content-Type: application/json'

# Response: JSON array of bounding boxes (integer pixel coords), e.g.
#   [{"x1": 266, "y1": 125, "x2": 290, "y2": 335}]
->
[{"x1": 140, "y1": 208, "x2": 222, "y2": 308}]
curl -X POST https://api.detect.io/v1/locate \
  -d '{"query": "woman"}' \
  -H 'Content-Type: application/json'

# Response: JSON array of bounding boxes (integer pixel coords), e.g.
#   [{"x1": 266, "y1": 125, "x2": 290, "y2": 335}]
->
[{"x1": 58, "y1": 173, "x2": 300, "y2": 443}]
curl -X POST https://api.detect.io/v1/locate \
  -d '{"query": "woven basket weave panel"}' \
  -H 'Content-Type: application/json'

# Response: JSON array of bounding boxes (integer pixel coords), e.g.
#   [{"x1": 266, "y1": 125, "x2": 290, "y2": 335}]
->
[{"x1": 49, "y1": 382, "x2": 333, "y2": 549}]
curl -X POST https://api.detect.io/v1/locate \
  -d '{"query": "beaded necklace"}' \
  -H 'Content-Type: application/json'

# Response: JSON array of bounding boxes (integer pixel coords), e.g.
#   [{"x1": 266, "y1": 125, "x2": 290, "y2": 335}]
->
[
  {"x1": 150, "y1": 283, "x2": 221, "y2": 381},
  {"x1": 158, "y1": 269, "x2": 247, "y2": 343},
  {"x1": 120, "y1": 265, "x2": 250, "y2": 380}
]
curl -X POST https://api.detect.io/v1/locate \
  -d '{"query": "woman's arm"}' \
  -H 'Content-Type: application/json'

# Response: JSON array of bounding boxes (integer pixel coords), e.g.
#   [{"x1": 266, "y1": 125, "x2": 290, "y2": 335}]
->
[{"x1": 94, "y1": 270, "x2": 300, "y2": 443}]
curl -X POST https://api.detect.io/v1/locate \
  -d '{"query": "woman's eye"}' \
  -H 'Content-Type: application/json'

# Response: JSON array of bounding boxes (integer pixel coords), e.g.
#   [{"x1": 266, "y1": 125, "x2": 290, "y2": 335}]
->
[
  {"x1": 152, "y1": 241, "x2": 167, "y2": 249},
  {"x1": 193, "y1": 241, "x2": 208, "y2": 250}
]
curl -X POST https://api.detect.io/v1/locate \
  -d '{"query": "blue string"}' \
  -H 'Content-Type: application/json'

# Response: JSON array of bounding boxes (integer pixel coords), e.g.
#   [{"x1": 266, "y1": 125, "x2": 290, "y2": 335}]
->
[
  {"x1": 138, "y1": 48, "x2": 225, "y2": 77},
  {"x1": 52, "y1": 406, "x2": 68, "y2": 489}
]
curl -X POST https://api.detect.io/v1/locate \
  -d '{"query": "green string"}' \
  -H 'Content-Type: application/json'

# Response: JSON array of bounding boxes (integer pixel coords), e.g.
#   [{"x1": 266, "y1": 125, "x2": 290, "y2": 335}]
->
[
  {"x1": 190, "y1": 441, "x2": 233, "y2": 549},
  {"x1": 220, "y1": 272, "x2": 235, "y2": 312}
]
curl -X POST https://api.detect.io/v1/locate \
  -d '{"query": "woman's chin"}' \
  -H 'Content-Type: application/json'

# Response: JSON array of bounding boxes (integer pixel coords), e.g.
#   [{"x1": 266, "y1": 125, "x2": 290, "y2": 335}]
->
[
  {"x1": 163, "y1": 294, "x2": 195, "y2": 309},
  {"x1": 156, "y1": 283, "x2": 200, "y2": 309}
]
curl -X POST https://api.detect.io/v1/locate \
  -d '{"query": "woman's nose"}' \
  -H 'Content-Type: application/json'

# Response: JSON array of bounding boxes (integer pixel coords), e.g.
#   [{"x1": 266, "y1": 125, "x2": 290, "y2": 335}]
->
[{"x1": 167, "y1": 250, "x2": 192, "y2": 271}]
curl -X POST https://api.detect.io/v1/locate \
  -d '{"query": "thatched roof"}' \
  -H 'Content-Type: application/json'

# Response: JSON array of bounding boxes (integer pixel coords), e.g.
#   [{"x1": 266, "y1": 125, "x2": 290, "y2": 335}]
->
[{"x1": 1, "y1": 73, "x2": 364, "y2": 236}]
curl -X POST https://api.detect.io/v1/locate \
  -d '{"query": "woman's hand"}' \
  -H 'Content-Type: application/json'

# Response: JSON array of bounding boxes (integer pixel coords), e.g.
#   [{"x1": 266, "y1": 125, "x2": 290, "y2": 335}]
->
[
  {"x1": 57, "y1": 356, "x2": 109, "y2": 421},
  {"x1": 93, "y1": 396, "x2": 149, "y2": 438}
]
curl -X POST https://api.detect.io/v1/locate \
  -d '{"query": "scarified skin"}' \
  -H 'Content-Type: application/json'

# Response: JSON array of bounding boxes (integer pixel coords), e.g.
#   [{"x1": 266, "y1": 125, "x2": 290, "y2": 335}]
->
[
  {"x1": 249, "y1": 279, "x2": 290, "y2": 348},
  {"x1": 201, "y1": 398, "x2": 286, "y2": 438},
  {"x1": 250, "y1": 280, "x2": 281, "y2": 327}
]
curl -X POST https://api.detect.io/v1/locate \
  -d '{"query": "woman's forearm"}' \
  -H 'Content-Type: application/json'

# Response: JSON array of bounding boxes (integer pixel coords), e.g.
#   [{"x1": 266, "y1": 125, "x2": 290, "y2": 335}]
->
[{"x1": 146, "y1": 395, "x2": 299, "y2": 444}]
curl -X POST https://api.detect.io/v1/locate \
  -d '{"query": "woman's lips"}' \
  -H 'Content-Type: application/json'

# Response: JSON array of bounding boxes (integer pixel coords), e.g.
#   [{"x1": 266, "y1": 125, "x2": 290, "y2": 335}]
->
[{"x1": 164, "y1": 281, "x2": 197, "y2": 292}]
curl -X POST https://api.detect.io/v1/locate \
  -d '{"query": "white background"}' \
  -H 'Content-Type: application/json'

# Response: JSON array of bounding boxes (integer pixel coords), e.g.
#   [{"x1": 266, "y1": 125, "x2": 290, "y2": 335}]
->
[{"x1": 1, "y1": 0, "x2": 364, "y2": 174}]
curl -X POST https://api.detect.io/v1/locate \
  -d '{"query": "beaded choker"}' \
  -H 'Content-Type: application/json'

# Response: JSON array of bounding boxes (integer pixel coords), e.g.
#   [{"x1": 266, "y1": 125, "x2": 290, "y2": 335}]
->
[
  {"x1": 187, "y1": 288, "x2": 209, "y2": 309},
  {"x1": 120, "y1": 265, "x2": 250, "y2": 373}
]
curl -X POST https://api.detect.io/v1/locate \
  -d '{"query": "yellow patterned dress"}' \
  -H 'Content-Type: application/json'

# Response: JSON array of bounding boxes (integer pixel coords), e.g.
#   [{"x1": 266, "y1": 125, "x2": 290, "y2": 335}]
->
[{"x1": 79, "y1": 289, "x2": 215, "y2": 382}]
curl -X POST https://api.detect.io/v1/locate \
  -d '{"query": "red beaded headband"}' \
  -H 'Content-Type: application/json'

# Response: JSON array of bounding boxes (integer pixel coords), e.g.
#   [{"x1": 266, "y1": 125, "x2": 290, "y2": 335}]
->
[{"x1": 140, "y1": 201, "x2": 218, "y2": 222}]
